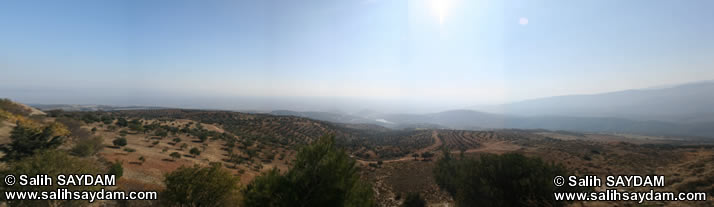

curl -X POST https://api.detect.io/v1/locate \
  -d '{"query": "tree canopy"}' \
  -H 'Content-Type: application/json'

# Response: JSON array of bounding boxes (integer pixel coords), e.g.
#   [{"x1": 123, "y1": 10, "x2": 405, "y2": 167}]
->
[
  {"x1": 162, "y1": 163, "x2": 241, "y2": 206},
  {"x1": 242, "y1": 134, "x2": 374, "y2": 207},
  {"x1": 0, "y1": 121, "x2": 66, "y2": 161},
  {"x1": 433, "y1": 151, "x2": 589, "y2": 207}
]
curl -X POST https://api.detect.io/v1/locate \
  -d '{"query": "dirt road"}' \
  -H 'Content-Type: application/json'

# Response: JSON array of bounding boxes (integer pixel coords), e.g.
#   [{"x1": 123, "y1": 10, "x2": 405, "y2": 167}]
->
[{"x1": 355, "y1": 130, "x2": 443, "y2": 164}]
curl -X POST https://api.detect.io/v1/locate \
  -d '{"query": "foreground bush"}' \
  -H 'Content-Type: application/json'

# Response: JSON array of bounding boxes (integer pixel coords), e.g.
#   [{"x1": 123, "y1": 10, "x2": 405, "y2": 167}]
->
[
  {"x1": 0, "y1": 121, "x2": 66, "y2": 161},
  {"x1": 242, "y1": 134, "x2": 374, "y2": 207},
  {"x1": 401, "y1": 192, "x2": 426, "y2": 207},
  {"x1": 0, "y1": 150, "x2": 103, "y2": 207},
  {"x1": 433, "y1": 151, "x2": 588, "y2": 207},
  {"x1": 162, "y1": 163, "x2": 241, "y2": 206}
]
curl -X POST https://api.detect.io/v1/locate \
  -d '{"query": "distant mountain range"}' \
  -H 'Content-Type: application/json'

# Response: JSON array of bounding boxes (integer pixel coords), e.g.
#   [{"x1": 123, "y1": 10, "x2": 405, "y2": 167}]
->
[
  {"x1": 24, "y1": 81, "x2": 714, "y2": 138},
  {"x1": 475, "y1": 81, "x2": 714, "y2": 123},
  {"x1": 271, "y1": 81, "x2": 714, "y2": 138},
  {"x1": 29, "y1": 104, "x2": 168, "y2": 112}
]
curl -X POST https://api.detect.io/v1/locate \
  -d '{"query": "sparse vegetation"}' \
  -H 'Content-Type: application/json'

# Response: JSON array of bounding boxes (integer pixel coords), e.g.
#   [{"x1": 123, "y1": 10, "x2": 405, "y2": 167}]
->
[{"x1": 22, "y1": 109, "x2": 713, "y2": 207}]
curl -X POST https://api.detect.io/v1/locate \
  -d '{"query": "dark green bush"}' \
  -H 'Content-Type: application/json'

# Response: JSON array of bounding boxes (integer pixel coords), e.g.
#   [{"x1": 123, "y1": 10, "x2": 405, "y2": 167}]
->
[
  {"x1": 434, "y1": 151, "x2": 589, "y2": 207},
  {"x1": 401, "y1": 192, "x2": 426, "y2": 207},
  {"x1": 242, "y1": 134, "x2": 374, "y2": 207},
  {"x1": 71, "y1": 136, "x2": 104, "y2": 157},
  {"x1": 162, "y1": 163, "x2": 240, "y2": 206}
]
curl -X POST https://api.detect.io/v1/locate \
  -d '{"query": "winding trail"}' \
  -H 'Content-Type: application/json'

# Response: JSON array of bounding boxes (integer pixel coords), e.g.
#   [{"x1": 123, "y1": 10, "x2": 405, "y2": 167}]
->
[{"x1": 355, "y1": 130, "x2": 442, "y2": 164}]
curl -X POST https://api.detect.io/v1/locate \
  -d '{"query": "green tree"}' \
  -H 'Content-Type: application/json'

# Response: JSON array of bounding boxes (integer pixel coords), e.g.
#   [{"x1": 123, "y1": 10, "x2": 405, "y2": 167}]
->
[
  {"x1": 401, "y1": 192, "x2": 426, "y2": 207},
  {"x1": 71, "y1": 136, "x2": 104, "y2": 157},
  {"x1": 0, "y1": 122, "x2": 66, "y2": 161},
  {"x1": 162, "y1": 163, "x2": 240, "y2": 206},
  {"x1": 113, "y1": 137, "x2": 127, "y2": 147},
  {"x1": 243, "y1": 134, "x2": 374, "y2": 207},
  {"x1": 155, "y1": 128, "x2": 168, "y2": 138},
  {"x1": 128, "y1": 122, "x2": 144, "y2": 133},
  {"x1": 101, "y1": 116, "x2": 113, "y2": 125},
  {"x1": 0, "y1": 150, "x2": 103, "y2": 207},
  {"x1": 109, "y1": 160, "x2": 124, "y2": 179},
  {"x1": 190, "y1": 147, "x2": 201, "y2": 157},
  {"x1": 170, "y1": 152, "x2": 181, "y2": 160},
  {"x1": 172, "y1": 137, "x2": 181, "y2": 143},
  {"x1": 433, "y1": 152, "x2": 588, "y2": 207},
  {"x1": 198, "y1": 133, "x2": 208, "y2": 142},
  {"x1": 116, "y1": 117, "x2": 128, "y2": 127}
]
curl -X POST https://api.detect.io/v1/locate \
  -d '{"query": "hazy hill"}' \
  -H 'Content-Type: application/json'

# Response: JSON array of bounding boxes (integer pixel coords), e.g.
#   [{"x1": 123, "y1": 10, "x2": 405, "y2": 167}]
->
[
  {"x1": 477, "y1": 81, "x2": 714, "y2": 123},
  {"x1": 30, "y1": 104, "x2": 168, "y2": 112},
  {"x1": 270, "y1": 110, "x2": 378, "y2": 125},
  {"x1": 273, "y1": 89, "x2": 714, "y2": 138}
]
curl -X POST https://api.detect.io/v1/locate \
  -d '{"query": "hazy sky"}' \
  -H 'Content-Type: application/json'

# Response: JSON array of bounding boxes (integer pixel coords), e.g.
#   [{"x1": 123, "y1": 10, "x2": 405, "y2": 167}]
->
[{"x1": 1, "y1": 0, "x2": 713, "y2": 112}]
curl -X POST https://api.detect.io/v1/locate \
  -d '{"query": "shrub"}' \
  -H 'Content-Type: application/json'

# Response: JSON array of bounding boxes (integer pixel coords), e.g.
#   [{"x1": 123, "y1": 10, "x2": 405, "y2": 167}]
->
[
  {"x1": 113, "y1": 137, "x2": 127, "y2": 147},
  {"x1": 0, "y1": 98, "x2": 32, "y2": 115},
  {"x1": 190, "y1": 147, "x2": 201, "y2": 157},
  {"x1": 402, "y1": 192, "x2": 426, "y2": 207},
  {"x1": 421, "y1": 152, "x2": 434, "y2": 158},
  {"x1": 162, "y1": 163, "x2": 240, "y2": 206},
  {"x1": 0, "y1": 122, "x2": 66, "y2": 161},
  {"x1": 242, "y1": 134, "x2": 374, "y2": 207},
  {"x1": 0, "y1": 150, "x2": 103, "y2": 206},
  {"x1": 155, "y1": 129, "x2": 168, "y2": 137},
  {"x1": 71, "y1": 136, "x2": 104, "y2": 157},
  {"x1": 109, "y1": 161, "x2": 124, "y2": 180},
  {"x1": 198, "y1": 134, "x2": 208, "y2": 142},
  {"x1": 433, "y1": 152, "x2": 590, "y2": 207},
  {"x1": 170, "y1": 152, "x2": 181, "y2": 160}
]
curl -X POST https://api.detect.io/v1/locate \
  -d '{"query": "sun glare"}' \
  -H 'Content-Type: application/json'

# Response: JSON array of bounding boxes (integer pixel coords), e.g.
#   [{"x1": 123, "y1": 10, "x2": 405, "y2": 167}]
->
[{"x1": 430, "y1": 0, "x2": 453, "y2": 24}]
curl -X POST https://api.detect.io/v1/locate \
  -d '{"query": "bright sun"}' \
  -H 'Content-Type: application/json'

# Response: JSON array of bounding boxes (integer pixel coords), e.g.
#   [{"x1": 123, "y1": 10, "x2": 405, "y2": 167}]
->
[{"x1": 430, "y1": 0, "x2": 453, "y2": 24}]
